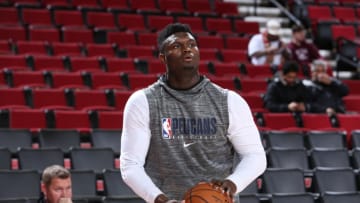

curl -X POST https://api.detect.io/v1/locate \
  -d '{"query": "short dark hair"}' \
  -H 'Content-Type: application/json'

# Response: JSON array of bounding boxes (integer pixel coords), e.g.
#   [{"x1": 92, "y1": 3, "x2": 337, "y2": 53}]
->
[
  {"x1": 292, "y1": 24, "x2": 304, "y2": 33},
  {"x1": 282, "y1": 60, "x2": 299, "y2": 75},
  {"x1": 157, "y1": 23, "x2": 195, "y2": 53}
]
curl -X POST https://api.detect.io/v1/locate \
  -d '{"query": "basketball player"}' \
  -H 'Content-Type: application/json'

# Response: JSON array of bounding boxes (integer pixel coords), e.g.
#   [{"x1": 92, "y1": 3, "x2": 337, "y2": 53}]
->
[{"x1": 120, "y1": 23, "x2": 266, "y2": 203}]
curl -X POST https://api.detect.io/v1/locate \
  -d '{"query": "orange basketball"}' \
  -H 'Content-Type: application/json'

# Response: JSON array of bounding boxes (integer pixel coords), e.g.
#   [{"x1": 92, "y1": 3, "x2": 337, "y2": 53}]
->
[{"x1": 183, "y1": 182, "x2": 233, "y2": 203}]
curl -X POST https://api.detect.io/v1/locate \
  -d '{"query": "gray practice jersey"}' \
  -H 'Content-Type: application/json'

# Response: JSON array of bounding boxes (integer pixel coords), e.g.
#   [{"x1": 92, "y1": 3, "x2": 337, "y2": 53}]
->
[{"x1": 144, "y1": 76, "x2": 234, "y2": 199}]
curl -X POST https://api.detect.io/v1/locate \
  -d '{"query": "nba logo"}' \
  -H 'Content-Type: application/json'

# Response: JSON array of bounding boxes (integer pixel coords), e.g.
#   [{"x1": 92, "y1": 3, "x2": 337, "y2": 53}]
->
[{"x1": 162, "y1": 118, "x2": 173, "y2": 139}]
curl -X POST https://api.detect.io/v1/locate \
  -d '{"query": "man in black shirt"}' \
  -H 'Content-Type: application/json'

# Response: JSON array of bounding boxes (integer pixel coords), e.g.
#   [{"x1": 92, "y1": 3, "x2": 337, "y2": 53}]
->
[
  {"x1": 264, "y1": 61, "x2": 313, "y2": 112},
  {"x1": 304, "y1": 60, "x2": 349, "y2": 114}
]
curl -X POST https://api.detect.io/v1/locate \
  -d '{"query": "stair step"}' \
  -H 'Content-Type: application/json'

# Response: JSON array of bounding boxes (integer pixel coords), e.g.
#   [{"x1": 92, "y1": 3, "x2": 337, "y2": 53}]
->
[
  {"x1": 244, "y1": 16, "x2": 290, "y2": 26},
  {"x1": 224, "y1": 0, "x2": 269, "y2": 6},
  {"x1": 238, "y1": 6, "x2": 282, "y2": 17}
]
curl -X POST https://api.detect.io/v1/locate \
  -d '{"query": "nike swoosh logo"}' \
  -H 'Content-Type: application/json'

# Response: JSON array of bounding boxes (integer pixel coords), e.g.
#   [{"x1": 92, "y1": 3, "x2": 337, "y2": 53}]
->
[{"x1": 183, "y1": 142, "x2": 196, "y2": 148}]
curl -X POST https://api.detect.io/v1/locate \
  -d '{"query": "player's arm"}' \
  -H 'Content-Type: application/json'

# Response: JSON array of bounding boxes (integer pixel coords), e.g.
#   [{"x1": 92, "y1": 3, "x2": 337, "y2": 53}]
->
[
  {"x1": 225, "y1": 91, "x2": 267, "y2": 194},
  {"x1": 120, "y1": 90, "x2": 164, "y2": 203},
  {"x1": 248, "y1": 35, "x2": 267, "y2": 58}
]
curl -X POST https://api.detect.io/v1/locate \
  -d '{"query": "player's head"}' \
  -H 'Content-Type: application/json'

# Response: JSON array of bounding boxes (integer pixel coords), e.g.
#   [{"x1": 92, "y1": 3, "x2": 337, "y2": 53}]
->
[
  {"x1": 41, "y1": 165, "x2": 72, "y2": 203},
  {"x1": 266, "y1": 19, "x2": 281, "y2": 40},
  {"x1": 292, "y1": 24, "x2": 306, "y2": 42},
  {"x1": 311, "y1": 59, "x2": 327, "y2": 80},
  {"x1": 281, "y1": 60, "x2": 299, "y2": 85},
  {"x1": 157, "y1": 23, "x2": 196, "y2": 53},
  {"x1": 157, "y1": 23, "x2": 200, "y2": 75}
]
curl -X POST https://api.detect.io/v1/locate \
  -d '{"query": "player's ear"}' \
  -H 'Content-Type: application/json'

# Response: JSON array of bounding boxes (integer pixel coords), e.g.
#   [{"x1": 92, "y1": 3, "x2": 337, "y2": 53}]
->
[
  {"x1": 41, "y1": 182, "x2": 47, "y2": 197},
  {"x1": 159, "y1": 53, "x2": 166, "y2": 64}
]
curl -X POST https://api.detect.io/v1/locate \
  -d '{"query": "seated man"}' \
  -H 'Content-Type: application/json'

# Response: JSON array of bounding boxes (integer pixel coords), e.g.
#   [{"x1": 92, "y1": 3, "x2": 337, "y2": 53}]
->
[
  {"x1": 287, "y1": 25, "x2": 321, "y2": 77},
  {"x1": 304, "y1": 60, "x2": 349, "y2": 114},
  {"x1": 248, "y1": 19, "x2": 289, "y2": 68},
  {"x1": 263, "y1": 60, "x2": 314, "y2": 112},
  {"x1": 39, "y1": 165, "x2": 72, "y2": 203}
]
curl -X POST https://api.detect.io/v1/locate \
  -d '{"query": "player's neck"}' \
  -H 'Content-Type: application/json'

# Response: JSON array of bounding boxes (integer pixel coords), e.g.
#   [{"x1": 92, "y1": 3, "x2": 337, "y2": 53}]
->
[{"x1": 165, "y1": 74, "x2": 201, "y2": 90}]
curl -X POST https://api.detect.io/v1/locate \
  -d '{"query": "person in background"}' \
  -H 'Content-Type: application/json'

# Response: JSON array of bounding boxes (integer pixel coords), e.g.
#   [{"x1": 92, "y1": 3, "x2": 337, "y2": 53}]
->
[
  {"x1": 287, "y1": 24, "x2": 321, "y2": 77},
  {"x1": 248, "y1": 19, "x2": 289, "y2": 68},
  {"x1": 304, "y1": 59, "x2": 349, "y2": 114},
  {"x1": 39, "y1": 165, "x2": 72, "y2": 203},
  {"x1": 120, "y1": 23, "x2": 266, "y2": 203},
  {"x1": 263, "y1": 60, "x2": 314, "y2": 112}
]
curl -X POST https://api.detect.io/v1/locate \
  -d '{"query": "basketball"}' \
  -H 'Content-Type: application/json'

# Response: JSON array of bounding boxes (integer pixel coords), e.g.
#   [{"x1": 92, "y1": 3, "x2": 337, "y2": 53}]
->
[{"x1": 183, "y1": 182, "x2": 233, "y2": 203}]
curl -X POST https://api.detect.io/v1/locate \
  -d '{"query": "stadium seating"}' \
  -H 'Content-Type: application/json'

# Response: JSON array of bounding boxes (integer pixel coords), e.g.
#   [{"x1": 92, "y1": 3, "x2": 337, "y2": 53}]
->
[
  {"x1": 30, "y1": 88, "x2": 72, "y2": 110},
  {"x1": 271, "y1": 194, "x2": 315, "y2": 203},
  {"x1": 32, "y1": 55, "x2": 66, "y2": 72},
  {"x1": 177, "y1": 16, "x2": 206, "y2": 34},
  {"x1": 351, "y1": 130, "x2": 360, "y2": 149},
  {"x1": 0, "y1": 26, "x2": 27, "y2": 41},
  {"x1": 71, "y1": 170, "x2": 100, "y2": 200},
  {"x1": 313, "y1": 167, "x2": 358, "y2": 193},
  {"x1": 0, "y1": 129, "x2": 33, "y2": 153},
  {"x1": 21, "y1": 8, "x2": 53, "y2": 27},
  {"x1": 9, "y1": 109, "x2": 47, "y2": 130},
  {"x1": 29, "y1": 27, "x2": 60, "y2": 42},
  {"x1": 205, "y1": 18, "x2": 234, "y2": 35},
  {"x1": 86, "y1": 12, "x2": 118, "y2": 31},
  {"x1": 0, "y1": 170, "x2": 41, "y2": 200},
  {"x1": 301, "y1": 113, "x2": 335, "y2": 130},
  {"x1": 0, "y1": 7, "x2": 20, "y2": 26},
  {"x1": 321, "y1": 193, "x2": 360, "y2": 203},
  {"x1": 70, "y1": 148, "x2": 115, "y2": 173},
  {"x1": 50, "y1": 42, "x2": 84, "y2": 57},
  {"x1": 310, "y1": 148, "x2": 351, "y2": 168},
  {"x1": 48, "y1": 72, "x2": 89, "y2": 89},
  {"x1": 16, "y1": 41, "x2": 48, "y2": 56},
  {"x1": 54, "y1": 10, "x2": 86, "y2": 29},
  {"x1": 18, "y1": 148, "x2": 64, "y2": 171},
  {"x1": 94, "y1": 110, "x2": 123, "y2": 130},
  {"x1": 215, "y1": 1, "x2": 239, "y2": 18},
  {"x1": 102, "y1": 169, "x2": 139, "y2": 198},
  {"x1": 262, "y1": 168, "x2": 307, "y2": 194},
  {"x1": 147, "y1": 15, "x2": 175, "y2": 32},
  {"x1": 0, "y1": 55, "x2": 29, "y2": 71},
  {"x1": 306, "y1": 130, "x2": 347, "y2": 150},
  {"x1": 261, "y1": 113, "x2": 300, "y2": 130},
  {"x1": 101, "y1": 0, "x2": 131, "y2": 12},
  {"x1": 0, "y1": 148, "x2": 11, "y2": 170},
  {"x1": 267, "y1": 148, "x2": 310, "y2": 171},
  {"x1": 0, "y1": 88, "x2": 29, "y2": 109},
  {"x1": 239, "y1": 180, "x2": 259, "y2": 195},
  {"x1": 263, "y1": 130, "x2": 306, "y2": 149},
  {"x1": 102, "y1": 197, "x2": 146, "y2": 203},
  {"x1": 90, "y1": 129, "x2": 121, "y2": 155},
  {"x1": 238, "y1": 195, "x2": 261, "y2": 203},
  {"x1": 234, "y1": 20, "x2": 259, "y2": 36},
  {"x1": 337, "y1": 114, "x2": 360, "y2": 146},
  {"x1": 38, "y1": 129, "x2": 81, "y2": 153}
]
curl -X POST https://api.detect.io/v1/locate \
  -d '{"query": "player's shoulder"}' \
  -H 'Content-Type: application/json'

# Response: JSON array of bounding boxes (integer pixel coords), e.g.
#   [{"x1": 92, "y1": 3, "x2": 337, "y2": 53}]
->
[{"x1": 126, "y1": 89, "x2": 147, "y2": 106}]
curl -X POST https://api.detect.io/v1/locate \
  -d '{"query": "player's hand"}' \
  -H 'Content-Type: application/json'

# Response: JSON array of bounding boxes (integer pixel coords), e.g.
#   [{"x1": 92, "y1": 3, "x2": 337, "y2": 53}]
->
[
  {"x1": 59, "y1": 198, "x2": 72, "y2": 203},
  {"x1": 211, "y1": 179, "x2": 237, "y2": 197},
  {"x1": 288, "y1": 102, "x2": 298, "y2": 111},
  {"x1": 326, "y1": 107, "x2": 336, "y2": 115},
  {"x1": 155, "y1": 194, "x2": 180, "y2": 203},
  {"x1": 166, "y1": 200, "x2": 180, "y2": 203},
  {"x1": 317, "y1": 73, "x2": 332, "y2": 85},
  {"x1": 266, "y1": 47, "x2": 277, "y2": 55},
  {"x1": 296, "y1": 102, "x2": 306, "y2": 112}
]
